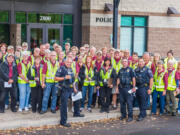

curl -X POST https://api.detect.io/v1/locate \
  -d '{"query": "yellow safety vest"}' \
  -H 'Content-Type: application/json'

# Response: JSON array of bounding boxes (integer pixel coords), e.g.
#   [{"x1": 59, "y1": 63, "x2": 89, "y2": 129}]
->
[
  {"x1": 45, "y1": 61, "x2": 59, "y2": 83},
  {"x1": 18, "y1": 62, "x2": 31, "y2": 84},
  {"x1": 146, "y1": 61, "x2": 152, "y2": 69},
  {"x1": 154, "y1": 71, "x2": 165, "y2": 92},
  {"x1": 71, "y1": 61, "x2": 76, "y2": 75},
  {"x1": 167, "y1": 70, "x2": 176, "y2": 91},
  {"x1": 99, "y1": 67, "x2": 112, "y2": 87},
  {"x1": 83, "y1": 66, "x2": 95, "y2": 86},
  {"x1": 112, "y1": 58, "x2": 122, "y2": 74},
  {"x1": 130, "y1": 62, "x2": 138, "y2": 70},
  {"x1": 29, "y1": 65, "x2": 43, "y2": 87}
]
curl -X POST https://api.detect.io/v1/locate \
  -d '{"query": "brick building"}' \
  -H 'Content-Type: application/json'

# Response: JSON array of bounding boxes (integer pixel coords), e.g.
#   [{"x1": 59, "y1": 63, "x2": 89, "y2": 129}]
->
[{"x1": 82, "y1": 0, "x2": 180, "y2": 57}]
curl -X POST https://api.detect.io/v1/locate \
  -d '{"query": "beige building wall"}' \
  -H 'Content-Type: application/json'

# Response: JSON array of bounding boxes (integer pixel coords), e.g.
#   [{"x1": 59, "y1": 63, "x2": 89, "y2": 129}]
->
[{"x1": 82, "y1": 0, "x2": 180, "y2": 57}]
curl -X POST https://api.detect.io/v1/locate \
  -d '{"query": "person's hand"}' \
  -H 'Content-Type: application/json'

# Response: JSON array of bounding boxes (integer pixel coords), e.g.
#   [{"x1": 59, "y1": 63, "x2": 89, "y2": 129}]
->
[
  {"x1": 26, "y1": 79, "x2": 29, "y2": 83},
  {"x1": 74, "y1": 88, "x2": 78, "y2": 93},
  {"x1": 8, "y1": 79, "x2": 13, "y2": 84},
  {"x1": 176, "y1": 88, "x2": 179, "y2": 93},
  {"x1": 116, "y1": 87, "x2": 119, "y2": 93},
  {"x1": 42, "y1": 83, "x2": 46, "y2": 89},
  {"x1": 132, "y1": 87, "x2": 136, "y2": 93},
  {"x1": 65, "y1": 75, "x2": 71, "y2": 80},
  {"x1": 35, "y1": 77, "x2": 39, "y2": 81},
  {"x1": 109, "y1": 85, "x2": 113, "y2": 88},
  {"x1": 163, "y1": 90, "x2": 166, "y2": 96},
  {"x1": 147, "y1": 89, "x2": 151, "y2": 95},
  {"x1": 96, "y1": 86, "x2": 100, "y2": 89}
]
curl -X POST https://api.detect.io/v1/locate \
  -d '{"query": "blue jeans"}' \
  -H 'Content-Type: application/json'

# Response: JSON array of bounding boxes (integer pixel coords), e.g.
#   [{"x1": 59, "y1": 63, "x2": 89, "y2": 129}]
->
[
  {"x1": 81, "y1": 85, "x2": 94, "y2": 109},
  {"x1": 18, "y1": 83, "x2": 31, "y2": 109},
  {"x1": 5, "y1": 93, "x2": 9, "y2": 105},
  {"x1": 152, "y1": 90, "x2": 165, "y2": 114},
  {"x1": 178, "y1": 95, "x2": 180, "y2": 111},
  {"x1": 41, "y1": 83, "x2": 58, "y2": 111}
]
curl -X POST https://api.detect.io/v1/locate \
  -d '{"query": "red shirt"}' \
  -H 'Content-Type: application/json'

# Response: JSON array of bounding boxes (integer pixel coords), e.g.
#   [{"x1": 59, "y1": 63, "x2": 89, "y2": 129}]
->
[
  {"x1": 151, "y1": 63, "x2": 156, "y2": 75},
  {"x1": 176, "y1": 71, "x2": 180, "y2": 89},
  {"x1": 8, "y1": 63, "x2": 13, "y2": 79},
  {"x1": 95, "y1": 60, "x2": 103, "y2": 72},
  {"x1": 76, "y1": 62, "x2": 81, "y2": 74}
]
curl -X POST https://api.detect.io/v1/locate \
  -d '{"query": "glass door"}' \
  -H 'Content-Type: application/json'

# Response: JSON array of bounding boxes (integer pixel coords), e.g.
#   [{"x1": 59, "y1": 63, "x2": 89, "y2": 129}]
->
[
  {"x1": 46, "y1": 25, "x2": 62, "y2": 50},
  {"x1": 27, "y1": 24, "x2": 45, "y2": 51}
]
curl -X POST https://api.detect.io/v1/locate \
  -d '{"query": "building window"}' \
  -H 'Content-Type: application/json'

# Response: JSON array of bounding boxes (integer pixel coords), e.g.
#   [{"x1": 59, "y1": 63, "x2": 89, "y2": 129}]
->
[
  {"x1": 120, "y1": 16, "x2": 147, "y2": 56},
  {"x1": 0, "y1": 11, "x2": 9, "y2": 23},
  {"x1": 63, "y1": 14, "x2": 73, "y2": 24},
  {"x1": 16, "y1": 12, "x2": 27, "y2": 23}
]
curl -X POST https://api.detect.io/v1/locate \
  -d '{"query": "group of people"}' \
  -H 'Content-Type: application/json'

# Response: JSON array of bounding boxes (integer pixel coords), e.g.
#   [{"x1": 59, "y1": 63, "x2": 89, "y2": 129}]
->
[{"x1": 0, "y1": 41, "x2": 179, "y2": 127}]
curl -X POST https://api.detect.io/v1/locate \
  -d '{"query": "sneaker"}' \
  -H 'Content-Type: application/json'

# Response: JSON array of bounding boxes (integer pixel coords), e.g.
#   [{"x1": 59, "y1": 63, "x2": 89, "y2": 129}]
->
[
  {"x1": 5, "y1": 105, "x2": 9, "y2": 110},
  {"x1": 80, "y1": 107, "x2": 84, "y2": 112},
  {"x1": 87, "y1": 108, "x2": 92, "y2": 113},
  {"x1": 18, "y1": 108, "x2": 22, "y2": 112},
  {"x1": 72, "y1": 107, "x2": 74, "y2": 113},
  {"x1": 133, "y1": 107, "x2": 139, "y2": 111},
  {"x1": 25, "y1": 107, "x2": 29, "y2": 111},
  {"x1": 28, "y1": 104, "x2": 32, "y2": 109}
]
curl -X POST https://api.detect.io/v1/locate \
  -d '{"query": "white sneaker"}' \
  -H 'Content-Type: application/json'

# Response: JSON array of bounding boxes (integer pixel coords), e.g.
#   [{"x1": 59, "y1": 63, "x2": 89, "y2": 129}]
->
[
  {"x1": 18, "y1": 108, "x2": 22, "y2": 112},
  {"x1": 28, "y1": 104, "x2": 32, "y2": 109},
  {"x1": 80, "y1": 107, "x2": 84, "y2": 112},
  {"x1": 5, "y1": 105, "x2": 8, "y2": 110},
  {"x1": 72, "y1": 107, "x2": 74, "y2": 113},
  {"x1": 25, "y1": 107, "x2": 29, "y2": 111},
  {"x1": 133, "y1": 107, "x2": 139, "y2": 111},
  {"x1": 178, "y1": 110, "x2": 180, "y2": 114}
]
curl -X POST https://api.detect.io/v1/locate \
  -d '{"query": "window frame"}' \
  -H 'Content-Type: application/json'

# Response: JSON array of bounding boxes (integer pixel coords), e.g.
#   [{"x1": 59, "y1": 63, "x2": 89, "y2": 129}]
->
[{"x1": 120, "y1": 15, "x2": 148, "y2": 55}]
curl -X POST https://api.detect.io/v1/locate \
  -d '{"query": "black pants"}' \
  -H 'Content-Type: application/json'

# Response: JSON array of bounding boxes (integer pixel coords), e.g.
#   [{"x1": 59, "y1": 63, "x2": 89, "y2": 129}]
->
[
  {"x1": 136, "y1": 87, "x2": 148, "y2": 118},
  {"x1": 60, "y1": 88, "x2": 80, "y2": 125},
  {"x1": 119, "y1": 87, "x2": 133, "y2": 118},
  {"x1": 100, "y1": 86, "x2": 112, "y2": 110},
  {"x1": 31, "y1": 85, "x2": 43, "y2": 112},
  {"x1": 0, "y1": 84, "x2": 16, "y2": 111}
]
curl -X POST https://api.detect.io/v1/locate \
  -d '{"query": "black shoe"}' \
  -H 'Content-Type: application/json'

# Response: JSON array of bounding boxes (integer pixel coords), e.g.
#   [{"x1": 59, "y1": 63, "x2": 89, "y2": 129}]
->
[
  {"x1": 73, "y1": 114, "x2": 85, "y2": 117},
  {"x1": 40, "y1": 110, "x2": 47, "y2": 114},
  {"x1": 51, "y1": 110, "x2": 56, "y2": 114},
  {"x1": 172, "y1": 112, "x2": 176, "y2": 116},
  {"x1": 60, "y1": 123, "x2": 71, "y2": 127},
  {"x1": 137, "y1": 117, "x2": 144, "y2": 121},
  {"x1": 32, "y1": 110, "x2": 36, "y2": 113},
  {"x1": 12, "y1": 109, "x2": 17, "y2": 112},
  {"x1": 106, "y1": 109, "x2": 109, "y2": 113},
  {"x1": 100, "y1": 109, "x2": 104, "y2": 113},
  {"x1": 127, "y1": 117, "x2": 133, "y2": 122},
  {"x1": 120, "y1": 116, "x2": 126, "y2": 120},
  {"x1": 0, "y1": 110, "x2": 4, "y2": 113}
]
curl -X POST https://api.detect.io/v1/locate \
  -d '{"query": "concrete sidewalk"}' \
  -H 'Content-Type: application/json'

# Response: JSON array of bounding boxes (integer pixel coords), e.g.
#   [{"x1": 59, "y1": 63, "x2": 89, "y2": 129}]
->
[{"x1": 0, "y1": 108, "x2": 150, "y2": 130}]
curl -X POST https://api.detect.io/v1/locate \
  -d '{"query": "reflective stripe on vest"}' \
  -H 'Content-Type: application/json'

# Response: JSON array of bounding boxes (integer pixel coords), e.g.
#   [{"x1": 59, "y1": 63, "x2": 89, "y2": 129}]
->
[
  {"x1": 112, "y1": 58, "x2": 122, "y2": 74},
  {"x1": 18, "y1": 63, "x2": 31, "y2": 84},
  {"x1": 29, "y1": 66, "x2": 43, "y2": 87},
  {"x1": 167, "y1": 70, "x2": 176, "y2": 91},
  {"x1": 154, "y1": 71, "x2": 165, "y2": 91},
  {"x1": 45, "y1": 61, "x2": 59, "y2": 83},
  {"x1": 99, "y1": 68, "x2": 112, "y2": 87},
  {"x1": 83, "y1": 66, "x2": 95, "y2": 86}
]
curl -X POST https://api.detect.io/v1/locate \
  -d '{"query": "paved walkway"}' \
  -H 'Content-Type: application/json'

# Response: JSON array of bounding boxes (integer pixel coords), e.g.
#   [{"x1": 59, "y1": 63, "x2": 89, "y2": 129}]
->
[{"x1": 0, "y1": 108, "x2": 150, "y2": 130}]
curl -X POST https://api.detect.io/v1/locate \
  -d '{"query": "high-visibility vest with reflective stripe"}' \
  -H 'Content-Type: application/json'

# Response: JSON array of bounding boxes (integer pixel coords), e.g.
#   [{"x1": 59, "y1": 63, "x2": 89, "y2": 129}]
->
[
  {"x1": 112, "y1": 58, "x2": 122, "y2": 74},
  {"x1": 43, "y1": 57, "x2": 48, "y2": 63},
  {"x1": 31, "y1": 55, "x2": 35, "y2": 65},
  {"x1": 3, "y1": 54, "x2": 7, "y2": 62},
  {"x1": 154, "y1": 71, "x2": 165, "y2": 92},
  {"x1": 18, "y1": 62, "x2": 31, "y2": 84},
  {"x1": 45, "y1": 61, "x2": 59, "y2": 83},
  {"x1": 99, "y1": 67, "x2": 112, "y2": 87},
  {"x1": 71, "y1": 61, "x2": 76, "y2": 75},
  {"x1": 167, "y1": 70, "x2": 176, "y2": 91},
  {"x1": 83, "y1": 66, "x2": 95, "y2": 86},
  {"x1": 130, "y1": 62, "x2": 138, "y2": 70},
  {"x1": 164, "y1": 57, "x2": 177, "y2": 70},
  {"x1": 29, "y1": 65, "x2": 43, "y2": 87}
]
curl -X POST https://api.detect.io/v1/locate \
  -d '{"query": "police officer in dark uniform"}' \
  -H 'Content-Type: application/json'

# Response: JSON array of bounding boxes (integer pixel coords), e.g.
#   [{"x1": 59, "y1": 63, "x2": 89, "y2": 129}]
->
[
  {"x1": 116, "y1": 58, "x2": 136, "y2": 122},
  {"x1": 55, "y1": 57, "x2": 84, "y2": 127},
  {"x1": 135, "y1": 58, "x2": 153, "y2": 121}
]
